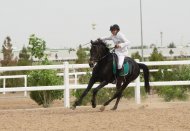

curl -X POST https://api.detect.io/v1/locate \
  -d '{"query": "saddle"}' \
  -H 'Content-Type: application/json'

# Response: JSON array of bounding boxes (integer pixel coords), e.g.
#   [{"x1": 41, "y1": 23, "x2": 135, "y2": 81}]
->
[{"x1": 112, "y1": 54, "x2": 132, "y2": 76}]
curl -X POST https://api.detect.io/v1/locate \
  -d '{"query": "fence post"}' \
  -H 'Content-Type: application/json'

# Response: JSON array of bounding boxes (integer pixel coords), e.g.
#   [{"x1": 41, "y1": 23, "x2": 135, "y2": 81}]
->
[
  {"x1": 3, "y1": 78, "x2": 6, "y2": 95},
  {"x1": 135, "y1": 59, "x2": 141, "y2": 104},
  {"x1": 64, "y1": 62, "x2": 70, "y2": 108},
  {"x1": 74, "y1": 74, "x2": 77, "y2": 85},
  {"x1": 24, "y1": 75, "x2": 27, "y2": 97}
]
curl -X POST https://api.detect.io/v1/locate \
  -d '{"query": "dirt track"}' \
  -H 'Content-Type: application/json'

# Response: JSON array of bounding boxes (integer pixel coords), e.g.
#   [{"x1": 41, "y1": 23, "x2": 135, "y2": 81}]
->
[{"x1": 0, "y1": 94, "x2": 190, "y2": 131}]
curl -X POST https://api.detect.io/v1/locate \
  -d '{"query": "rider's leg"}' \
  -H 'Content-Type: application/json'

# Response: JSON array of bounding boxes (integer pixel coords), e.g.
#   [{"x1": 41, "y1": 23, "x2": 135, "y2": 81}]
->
[
  {"x1": 115, "y1": 53, "x2": 125, "y2": 76},
  {"x1": 117, "y1": 54, "x2": 125, "y2": 69}
]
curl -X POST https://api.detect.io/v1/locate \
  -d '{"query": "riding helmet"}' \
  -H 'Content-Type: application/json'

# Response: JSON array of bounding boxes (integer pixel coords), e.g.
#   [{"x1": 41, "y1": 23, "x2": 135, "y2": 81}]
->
[{"x1": 110, "y1": 24, "x2": 120, "y2": 31}]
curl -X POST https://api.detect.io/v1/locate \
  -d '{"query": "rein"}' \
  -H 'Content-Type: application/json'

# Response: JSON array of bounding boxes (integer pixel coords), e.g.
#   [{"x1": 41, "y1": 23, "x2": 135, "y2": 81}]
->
[{"x1": 91, "y1": 44, "x2": 115, "y2": 62}]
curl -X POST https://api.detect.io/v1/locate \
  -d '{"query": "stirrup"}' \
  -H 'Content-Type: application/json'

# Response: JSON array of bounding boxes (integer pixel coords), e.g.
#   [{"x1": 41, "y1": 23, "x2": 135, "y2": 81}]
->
[
  {"x1": 117, "y1": 69, "x2": 123, "y2": 76},
  {"x1": 112, "y1": 79, "x2": 116, "y2": 84}
]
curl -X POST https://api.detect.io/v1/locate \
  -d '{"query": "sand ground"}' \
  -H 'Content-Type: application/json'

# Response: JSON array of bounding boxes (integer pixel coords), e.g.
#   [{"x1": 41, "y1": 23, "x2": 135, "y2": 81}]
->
[{"x1": 0, "y1": 93, "x2": 190, "y2": 131}]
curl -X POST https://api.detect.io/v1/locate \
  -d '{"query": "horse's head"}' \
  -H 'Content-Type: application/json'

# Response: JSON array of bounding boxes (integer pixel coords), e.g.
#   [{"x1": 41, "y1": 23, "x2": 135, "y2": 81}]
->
[{"x1": 89, "y1": 39, "x2": 109, "y2": 68}]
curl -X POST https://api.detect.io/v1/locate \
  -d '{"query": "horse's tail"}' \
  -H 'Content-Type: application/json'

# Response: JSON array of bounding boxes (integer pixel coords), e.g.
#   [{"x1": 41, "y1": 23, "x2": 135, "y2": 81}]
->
[{"x1": 138, "y1": 63, "x2": 150, "y2": 94}]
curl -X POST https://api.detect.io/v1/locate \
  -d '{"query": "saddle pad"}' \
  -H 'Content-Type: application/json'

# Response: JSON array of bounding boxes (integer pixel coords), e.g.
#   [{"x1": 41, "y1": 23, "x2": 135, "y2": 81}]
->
[
  {"x1": 119, "y1": 62, "x2": 129, "y2": 76},
  {"x1": 113, "y1": 60, "x2": 130, "y2": 76}
]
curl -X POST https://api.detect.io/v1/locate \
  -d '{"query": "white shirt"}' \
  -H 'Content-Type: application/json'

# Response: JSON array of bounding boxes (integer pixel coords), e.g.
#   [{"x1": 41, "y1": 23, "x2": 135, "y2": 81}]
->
[{"x1": 101, "y1": 32, "x2": 130, "y2": 54}]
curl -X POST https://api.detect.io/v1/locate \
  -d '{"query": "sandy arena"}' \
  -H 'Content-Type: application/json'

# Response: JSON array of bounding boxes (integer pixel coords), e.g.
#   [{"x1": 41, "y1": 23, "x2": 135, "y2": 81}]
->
[{"x1": 0, "y1": 93, "x2": 190, "y2": 131}]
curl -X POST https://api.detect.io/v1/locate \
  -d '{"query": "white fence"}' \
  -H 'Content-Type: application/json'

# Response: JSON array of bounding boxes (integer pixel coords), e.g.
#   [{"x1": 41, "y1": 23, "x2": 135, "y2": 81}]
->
[
  {"x1": 0, "y1": 69, "x2": 172, "y2": 95},
  {"x1": 0, "y1": 75, "x2": 27, "y2": 96},
  {"x1": 0, "y1": 60, "x2": 190, "y2": 108}
]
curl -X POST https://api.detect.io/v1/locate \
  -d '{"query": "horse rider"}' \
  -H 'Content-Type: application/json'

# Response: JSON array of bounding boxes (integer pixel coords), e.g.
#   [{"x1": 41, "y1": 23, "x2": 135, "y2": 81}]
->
[{"x1": 100, "y1": 24, "x2": 130, "y2": 74}]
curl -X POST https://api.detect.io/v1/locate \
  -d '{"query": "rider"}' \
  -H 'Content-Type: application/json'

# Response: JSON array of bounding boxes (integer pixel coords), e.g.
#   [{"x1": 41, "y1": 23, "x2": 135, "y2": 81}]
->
[{"x1": 100, "y1": 24, "x2": 130, "y2": 74}]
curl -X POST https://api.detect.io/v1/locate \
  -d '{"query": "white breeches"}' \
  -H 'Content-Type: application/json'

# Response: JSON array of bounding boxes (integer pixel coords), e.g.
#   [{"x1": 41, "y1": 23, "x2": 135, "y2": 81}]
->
[{"x1": 115, "y1": 51, "x2": 128, "y2": 69}]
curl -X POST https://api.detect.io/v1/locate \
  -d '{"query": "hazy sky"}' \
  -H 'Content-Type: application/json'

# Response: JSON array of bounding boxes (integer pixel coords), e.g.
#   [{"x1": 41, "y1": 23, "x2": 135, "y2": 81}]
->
[{"x1": 0, "y1": 0, "x2": 190, "y2": 49}]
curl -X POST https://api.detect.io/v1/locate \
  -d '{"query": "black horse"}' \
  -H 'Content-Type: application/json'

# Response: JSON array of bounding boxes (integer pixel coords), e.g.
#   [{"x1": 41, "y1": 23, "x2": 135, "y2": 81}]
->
[{"x1": 71, "y1": 39, "x2": 150, "y2": 111}]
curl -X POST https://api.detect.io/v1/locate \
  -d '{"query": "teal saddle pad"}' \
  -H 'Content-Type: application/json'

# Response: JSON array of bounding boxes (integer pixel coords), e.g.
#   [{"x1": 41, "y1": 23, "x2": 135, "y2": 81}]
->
[{"x1": 113, "y1": 59, "x2": 130, "y2": 76}]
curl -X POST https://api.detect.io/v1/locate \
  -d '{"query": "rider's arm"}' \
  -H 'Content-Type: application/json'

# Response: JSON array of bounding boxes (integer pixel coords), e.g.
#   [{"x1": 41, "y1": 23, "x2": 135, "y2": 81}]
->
[
  {"x1": 100, "y1": 36, "x2": 112, "y2": 41},
  {"x1": 118, "y1": 33, "x2": 130, "y2": 48}
]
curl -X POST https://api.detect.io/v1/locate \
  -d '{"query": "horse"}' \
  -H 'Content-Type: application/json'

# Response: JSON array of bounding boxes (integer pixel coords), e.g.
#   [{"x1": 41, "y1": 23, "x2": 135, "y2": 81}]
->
[{"x1": 71, "y1": 39, "x2": 150, "y2": 111}]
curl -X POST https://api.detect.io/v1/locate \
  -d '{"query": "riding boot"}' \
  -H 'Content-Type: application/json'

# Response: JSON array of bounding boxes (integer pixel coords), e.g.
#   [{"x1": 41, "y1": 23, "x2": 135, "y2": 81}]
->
[
  {"x1": 112, "y1": 79, "x2": 116, "y2": 84},
  {"x1": 117, "y1": 69, "x2": 123, "y2": 76},
  {"x1": 112, "y1": 69, "x2": 123, "y2": 84}
]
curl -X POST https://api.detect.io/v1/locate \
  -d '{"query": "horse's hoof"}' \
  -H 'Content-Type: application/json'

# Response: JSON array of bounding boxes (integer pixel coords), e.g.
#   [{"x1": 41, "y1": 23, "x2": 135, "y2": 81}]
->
[
  {"x1": 70, "y1": 105, "x2": 76, "y2": 110},
  {"x1": 92, "y1": 104, "x2": 96, "y2": 108},
  {"x1": 111, "y1": 107, "x2": 117, "y2": 111},
  {"x1": 91, "y1": 100, "x2": 96, "y2": 108},
  {"x1": 100, "y1": 105, "x2": 105, "y2": 112}
]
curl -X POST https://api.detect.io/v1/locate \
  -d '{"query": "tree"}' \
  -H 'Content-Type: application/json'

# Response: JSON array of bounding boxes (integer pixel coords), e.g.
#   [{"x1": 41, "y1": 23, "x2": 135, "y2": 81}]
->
[
  {"x1": 149, "y1": 47, "x2": 165, "y2": 86},
  {"x1": 12, "y1": 46, "x2": 32, "y2": 88},
  {"x1": 1, "y1": 36, "x2": 18, "y2": 88},
  {"x1": 1, "y1": 36, "x2": 17, "y2": 66},
  {"x1": 149, "y1": 47, "x2": 164, "y2": 61},
  {"x1": 168, "y1": 42, "x2": 176, "y2": 48},
  {"x1": 76, "y1": 45, "x2": 89, "y2": 64},
  {"x1": 28, "y1": 34, "x2": 46, "y2": 60},
  {"x1": 68, "y1": 48, "x2": 75, "y2": 54},
  {"x1": 169, "y1": 49, "x2": 174, "y2": 57},
  {"x1": 17, "y1": 46, "x2": 32, "y2": 66},
  {"x1": 130, "y1": 45, "x2": 148, "y2": 49},
  {"x1": 131, "y1": 51, "x2": 142, "y2": 61},
  {"x1": 156, "y1": 66, "x2": 189, "y2": 101},
  {"x1": 150, "y1": 43, "x2": 156, "y2": 48},
  {"x1": 28, "y1": 34, "x2": 63, "y2": 107}
]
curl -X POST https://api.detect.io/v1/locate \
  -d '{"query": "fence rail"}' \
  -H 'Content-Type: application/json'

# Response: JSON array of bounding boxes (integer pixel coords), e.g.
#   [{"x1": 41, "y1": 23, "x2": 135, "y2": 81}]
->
[
  {"x1": 0, "y1": 75, "x2": 27, "y2": 96},
  {"x1": 0, "y1": 60, "x2": 190, "y2": 108}
]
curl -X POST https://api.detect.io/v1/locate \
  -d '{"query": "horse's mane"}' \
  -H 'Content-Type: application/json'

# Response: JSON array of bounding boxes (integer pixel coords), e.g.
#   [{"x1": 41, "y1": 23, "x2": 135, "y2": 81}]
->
[
  {"x1": 98, "y1": 40, "x2": 107, "y2": 47},
  {"x1": 92, "y1": 40, "x2": 108, "y2": 48}
]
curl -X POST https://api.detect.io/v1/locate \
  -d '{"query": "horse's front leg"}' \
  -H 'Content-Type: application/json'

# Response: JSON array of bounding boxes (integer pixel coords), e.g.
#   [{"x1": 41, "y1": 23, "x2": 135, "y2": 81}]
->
[
  {"x1": 91, "y1": 81, "x2": 108, "y2": 108},
  {"x1": 71, "y1": 78, "x2": 95, "y2": 110}
]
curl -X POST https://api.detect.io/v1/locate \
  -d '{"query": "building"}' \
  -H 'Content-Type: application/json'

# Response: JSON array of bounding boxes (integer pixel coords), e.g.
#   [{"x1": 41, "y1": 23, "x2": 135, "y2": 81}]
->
[{"x1": 0, "y1": 46, "x2": 190, "y2": 62}]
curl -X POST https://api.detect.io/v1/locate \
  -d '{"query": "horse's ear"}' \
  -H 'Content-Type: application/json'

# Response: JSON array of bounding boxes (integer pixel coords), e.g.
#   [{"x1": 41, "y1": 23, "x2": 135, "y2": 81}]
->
[
  {"x1": 97, "y1": 38, "x2": 101, "y2": 42},
  {"x1": 90, "y1": 40, "x2": 93, "y2": 44}
]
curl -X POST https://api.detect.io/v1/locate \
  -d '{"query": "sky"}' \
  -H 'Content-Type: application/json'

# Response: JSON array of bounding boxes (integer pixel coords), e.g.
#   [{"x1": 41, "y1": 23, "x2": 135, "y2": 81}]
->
[{"x1": 0, "y1": 0, "x2": 190, "y2": 50}]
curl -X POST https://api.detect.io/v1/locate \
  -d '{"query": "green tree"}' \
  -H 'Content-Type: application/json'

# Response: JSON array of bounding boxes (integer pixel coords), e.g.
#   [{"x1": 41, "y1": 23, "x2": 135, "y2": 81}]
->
[
  {"x1": 156, "y1": 66, "x2": 190, "y2": 101},
  {"x1": 149, "y1": 48, "x2": 189, "y2": 102},
  {"x1": 68, "y1": 48, "x2": 75, "y2": 54},
  {"x1": 18, "y1": 46, "x2": 32, "y2": 66},
  {"x1": 28, "y1": 69, "x2": 63, "y2": 107},
  {"x1": 131, "y1": 51, "x2": 142, "y2": 61},
  {"x1": 168, "y1": 42, "x2": 176, "y2": 48},
  {"x1": 13, "y1": 46, "x2": 32, "y2": 87},
  {"x1": 28, "y1": 34, "x2": 46, "y2": 60},
  {"x1": 1, "y1": 36, "x2": 18, "y2": 88},
  {"x1": 1, "y1": 36, "x2": 17, "y2": 66},
  {"x1": 28, "y1": 34, "x2": 63, "y2": 107},
  {"x1": 149, "y1": 47, "x2": 164, "y2": 61},
  {"x1": 169, "y1": 49, "x2": 174, "y2": 56},
  {"x1": 76, "y1": 45, "x2": 88, "y2": 64},
  {"x1": 149, "y1": 47, "x2": 165, "y2": 94}
]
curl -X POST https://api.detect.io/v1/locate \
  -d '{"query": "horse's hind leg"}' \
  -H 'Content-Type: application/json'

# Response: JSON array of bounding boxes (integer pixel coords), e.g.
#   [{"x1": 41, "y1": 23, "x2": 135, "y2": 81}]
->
[
  {"x1": 111, "y1": 85, "x2": 129, "y2": 110},
  {"x1": 91, "y1": 81, "x2": 108, "y2": 108},
  {"x1": 111, "y1": 78, "x2": 131, "y2": 110},
  {"x1": 111, "y1": 79, "x2": 123, "y2": 110},
  {"x1": 100, "y1": 81, "x2": 129, "y2": 111},
  {"x1": 100, "y1": 88, "x2": 123, "y2": 111},
  {"x1": 111, "y1": 93, "x2": 122, "y2": 110}
]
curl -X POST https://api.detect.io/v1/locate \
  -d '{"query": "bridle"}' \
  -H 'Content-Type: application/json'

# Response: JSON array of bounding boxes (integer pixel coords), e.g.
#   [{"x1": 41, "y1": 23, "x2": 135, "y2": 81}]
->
[
  {"x1": 90, "y1": 44, "x2": 115, "y2": 62},
  {"x1": 90, "y1": 44, "x2": 103, "y2": 62}
]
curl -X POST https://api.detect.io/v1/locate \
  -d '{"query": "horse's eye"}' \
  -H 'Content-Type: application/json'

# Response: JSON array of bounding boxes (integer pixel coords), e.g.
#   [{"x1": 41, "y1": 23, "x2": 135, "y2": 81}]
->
[{"x1": 90, "y1": 49, "x2": 93, "y2": 55}]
